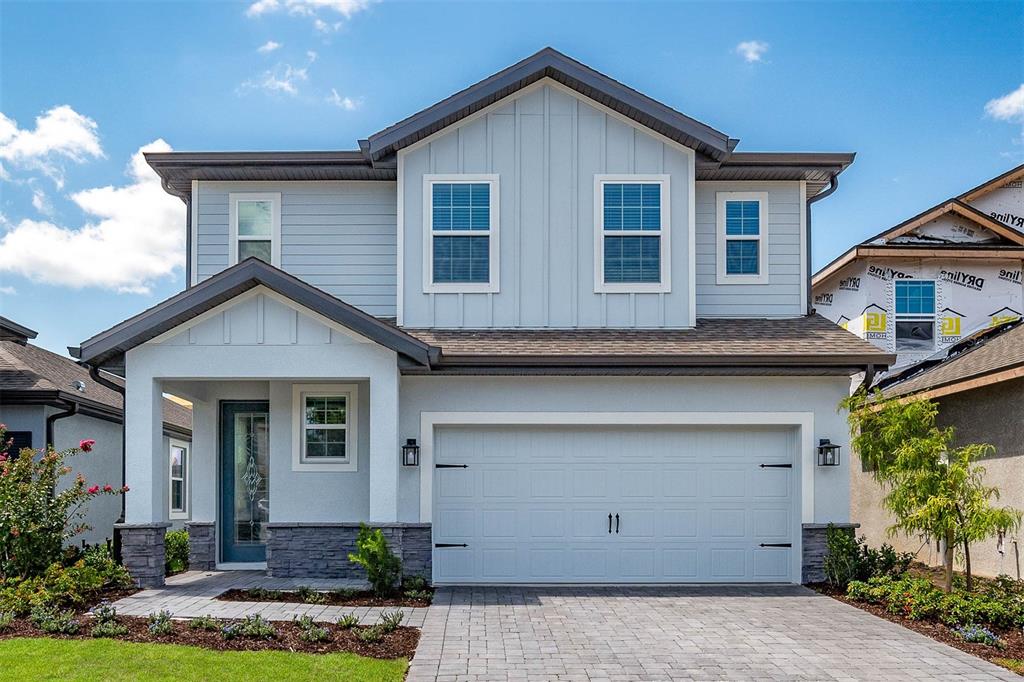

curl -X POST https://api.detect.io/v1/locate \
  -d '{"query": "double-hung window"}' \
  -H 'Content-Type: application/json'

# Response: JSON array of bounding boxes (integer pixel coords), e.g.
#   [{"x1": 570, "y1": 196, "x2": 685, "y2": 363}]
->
[
  {"x1": 168, "y1": 439, "x2": 189, "y2": 519},
  {"x1": 425, "y1": 175, "x2": 499, "y2": 293},
  {"x1": 894, "y1": 280, "x2": 936, "y2": 351},
  {"x1": 229, "y1": 193, "x2": 281, "y2": 267},
  {"x1": 291, "y1": 384, "x2": 358, "y2": 471},
  {"x1": 716, "y1": 192, "x2": 768, "y2": 284},
  {"x1": 595, "y1": 175, "x2": 670, "y2": 293}
]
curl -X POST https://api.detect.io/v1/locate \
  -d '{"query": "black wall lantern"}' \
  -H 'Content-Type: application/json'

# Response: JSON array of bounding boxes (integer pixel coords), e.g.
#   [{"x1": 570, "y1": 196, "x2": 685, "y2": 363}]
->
[
  {"x1": 401, "y1": 438, "x2": 420, "y2": 467},
  {"x1": 817, "y1": 438, "x2": 841, "y2": 466}
]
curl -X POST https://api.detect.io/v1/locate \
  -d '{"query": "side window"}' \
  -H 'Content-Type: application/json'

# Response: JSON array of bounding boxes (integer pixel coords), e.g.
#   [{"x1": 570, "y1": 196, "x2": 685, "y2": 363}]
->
[
  {"x1": 229, "y1": 193, "x2": 281, "y2": 267},
  {"x1": 425, "y1": 176, "x2": 499, "y2": 293},
  {"x1": 595, "y1": 177, "x2": 670, "y2": 293},
  {"x1": 169, "y1": 440, "x2": 189, "y2": 519},
  {"x1": 894, "y1": 280, "x2": 935, "y2": 351},
  {"x1": 716, "y1": 192, "x2": 768, "y2": 284},
  {"x1": 291, "y1": 384, "x2": 359, "y2": 472}
]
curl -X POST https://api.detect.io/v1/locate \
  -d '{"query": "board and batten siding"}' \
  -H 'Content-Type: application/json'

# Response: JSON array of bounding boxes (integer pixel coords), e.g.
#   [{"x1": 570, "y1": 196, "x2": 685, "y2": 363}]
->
[
  {"x1": 399, "y1": 81, "x2": 695, "y2": 329},
  {"x1": 695, "y1": 181, "x2": 806, "y2": 318},
  {"x1": 193, "y1": 181, "x2": 398, "y2": 318}
]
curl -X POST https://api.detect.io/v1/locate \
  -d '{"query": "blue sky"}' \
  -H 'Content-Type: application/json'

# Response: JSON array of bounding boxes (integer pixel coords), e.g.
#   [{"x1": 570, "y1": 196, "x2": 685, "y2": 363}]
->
[{"x1": 1, "y1": 0, "x2": 1021, "y2": 355}]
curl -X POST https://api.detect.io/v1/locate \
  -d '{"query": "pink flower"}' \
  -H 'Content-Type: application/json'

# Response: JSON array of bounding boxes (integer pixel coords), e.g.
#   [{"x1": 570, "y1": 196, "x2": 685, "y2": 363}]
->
[
  {"x1": 102, "y1": 484, "x2": 113, "y2": 492},
  {"x1": 88, "y1": 485, "x2": 100, "y2": 494},
  {"x1": 121, "y1": 485, "x2": 130, "y2": 493},
  {"x1": 79, "y1": 439, "x2": 95, "y2": 452}
]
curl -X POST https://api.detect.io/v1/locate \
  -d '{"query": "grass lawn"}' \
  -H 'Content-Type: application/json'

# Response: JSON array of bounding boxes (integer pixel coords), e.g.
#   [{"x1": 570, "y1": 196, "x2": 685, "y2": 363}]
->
[
  {"x1": 0, "y1": 638, "x2": 408, "y2": 681},
  {"x1": 994, "y1": 658, "x2": 1023, "y2": 674}
]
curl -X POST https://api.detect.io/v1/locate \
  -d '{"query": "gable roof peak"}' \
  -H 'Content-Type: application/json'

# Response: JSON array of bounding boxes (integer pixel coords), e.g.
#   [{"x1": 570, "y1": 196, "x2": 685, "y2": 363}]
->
[{"x1": 0, "y1": 316, "x2": 38, "y2": 345}]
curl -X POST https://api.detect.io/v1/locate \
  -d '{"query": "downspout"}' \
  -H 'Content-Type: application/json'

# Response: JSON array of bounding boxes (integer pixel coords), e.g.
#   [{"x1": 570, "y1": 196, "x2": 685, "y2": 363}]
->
[
  {"x1": 88, "y1": 365, "x2": 128, "y2": 560},
  {"x1": 45, "y1": 400, "x2": 79, "y2": 449},
  {"x1": 856, "y1": 364, "x2": 876, "y2": 394},
  {"x1": 805, "y1": 173, "x2": 840, "y2": 315}
]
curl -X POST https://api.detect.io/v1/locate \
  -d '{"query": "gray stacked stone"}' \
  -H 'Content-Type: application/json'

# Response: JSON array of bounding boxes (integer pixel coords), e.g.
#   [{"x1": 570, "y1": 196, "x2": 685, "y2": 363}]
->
[
  {"x1": 185, "y1": 522, "x2": 216, "y2": 571},
  {"x1": 266, "y1": 523, "x2": 432, "y2": 581},
  {"x1": 801, "y1": 522, "x2": 859, "y2": 583},
  {"x1": 115, "y1": 522, "x2": 170, "y2": 588}
]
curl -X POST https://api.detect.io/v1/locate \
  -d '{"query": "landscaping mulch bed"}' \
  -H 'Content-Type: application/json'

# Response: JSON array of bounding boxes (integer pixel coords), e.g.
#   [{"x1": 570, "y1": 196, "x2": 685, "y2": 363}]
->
[
  {"x1": 809, "y1": 582, "x2": 1024, "y2": 674},
  {"x1": 218, "y1": 588, "x2": 431, "y2": 608},
  {"x1": 0, "y1": 616, "x2": 418, "y2": 659}
]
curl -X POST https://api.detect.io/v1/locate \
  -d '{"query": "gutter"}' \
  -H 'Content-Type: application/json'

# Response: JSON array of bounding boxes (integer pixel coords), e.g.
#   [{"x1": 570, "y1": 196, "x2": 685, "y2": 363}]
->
[
  {"x1": 88, "y1": 366, "x2": 128, "y2": 530},
  {"x1": 806, "y1": 172, "x2": 840, "y2": 316},
  {"x1": 44, "y1": 399, "x2": 79, "y2": 449}
]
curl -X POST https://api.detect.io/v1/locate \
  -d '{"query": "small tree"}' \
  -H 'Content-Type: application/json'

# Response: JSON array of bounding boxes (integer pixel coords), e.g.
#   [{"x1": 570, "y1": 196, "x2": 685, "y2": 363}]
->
[
  {"x1": 348, "y1": 524, "x2": 401, "y2": 597},
  {"x1": 842, "y1": 392, "x2": 1021, "y2": 592},
  {"x1": 0, "y1": 425, "x2": 127, "y2": 579}
]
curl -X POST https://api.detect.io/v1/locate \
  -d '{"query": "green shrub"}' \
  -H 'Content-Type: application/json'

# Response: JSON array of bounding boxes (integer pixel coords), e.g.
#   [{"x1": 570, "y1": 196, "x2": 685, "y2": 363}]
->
[
  {"x1": 336, "y1": 613, "x2": 360, "y2": 629},
  {"x1": 147, "y1": 610, "x2": 174, "y2": 635},
  {"x1": 347, "y1": 525, "x2": 401, "y2": 597},
  {"x1": 296, "y1": 586, "x2": 326, "y2": 604},
  {"x1": 237, "y1": 614, "x2": 276, "y2": 639},
  {"x1": 91, "y1": 601, "x2": 117, "y2": 624},
  {"x1": 294, "y1": 615, "x2": 330, "y2": 643},
  {"x1": 0, "y1": 556, "x2": 130, "y2": 616},
  {"x1": 249, "y1": 588, "x2": 283, "y2": 601},
  {"x1": 91, "y1": 620, "x2": 128, "y2": 638},
  {"x1": 0, "y1": 610, "x2": 13, "y2": 630},
  {"x1": 0, "y1": 426, "x2": 127, "y2": 579},
  {"x1": 164, "y1": 530, "x2": 190, "y2": 576},
  {"x1": 823, "y1": 525, "x2": 912, "y2": 588},
  {"x1": 356, "y1": 624, "x2": 384, "y2": 643},
  {"x1": 953, "y1": 624, "x2": 1001, "y2": 646},
  {"x1": 377, "y1": 609, "x2": 404, "y2": 633},
  {"x1": 30, "y1": 605, "x2": 79, "y2": 634},
  {"x1": 402, "y1": 575, "x2": 428, "y2": 592},
  {"x1": 330, "y1": 587, "x2": 357, "y2": 600},
  {"x1": 187, "y1": 615, "x2": 220, "y2": 631}
]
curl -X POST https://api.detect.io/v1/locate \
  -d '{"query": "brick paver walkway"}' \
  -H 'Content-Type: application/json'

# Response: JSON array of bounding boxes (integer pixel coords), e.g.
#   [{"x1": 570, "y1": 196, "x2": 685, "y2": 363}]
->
[
  {"x1": 108, "y1": 570, "x2": 428, "y2": 627},
  {"x1": 406, "y1": 585, "x2": 1018, "y2": 682}
]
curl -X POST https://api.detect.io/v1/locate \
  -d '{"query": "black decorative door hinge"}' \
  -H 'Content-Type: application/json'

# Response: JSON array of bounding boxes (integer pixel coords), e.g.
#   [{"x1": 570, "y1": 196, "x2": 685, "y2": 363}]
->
[
  {"x1": 435, "y1": 463, "x2": 468, "y2": 468},
  {"x1": 759, "y1": 463, "x2": 792, "y2": 468},
  {"x1": 434, "y1": 543, "x2": 468, "y2": 548},
  {"x1": 759, "y1": 543, "x2": 792, "y2": 548}
]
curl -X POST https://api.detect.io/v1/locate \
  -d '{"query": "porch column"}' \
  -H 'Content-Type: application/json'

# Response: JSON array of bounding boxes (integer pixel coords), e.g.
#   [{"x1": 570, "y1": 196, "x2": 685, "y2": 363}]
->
[
  {"x1": 124, "y1": 371, "x2": 166, "y2": 523},
  {"x1": 369, "y1": 365, "x2": 400, "y2": 522}
]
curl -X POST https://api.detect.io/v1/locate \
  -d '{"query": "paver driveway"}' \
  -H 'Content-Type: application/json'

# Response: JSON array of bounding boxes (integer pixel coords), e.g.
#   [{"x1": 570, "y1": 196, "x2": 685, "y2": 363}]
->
[{"x1": 407, "y1": 585, "x2": 1018, "y2": 681}]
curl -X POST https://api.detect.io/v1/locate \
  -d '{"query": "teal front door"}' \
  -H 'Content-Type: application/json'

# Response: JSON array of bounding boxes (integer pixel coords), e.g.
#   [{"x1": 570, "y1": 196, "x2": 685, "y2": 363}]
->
[{"x1": 220, "y1": 401, "x2": 270, "y2": 563}]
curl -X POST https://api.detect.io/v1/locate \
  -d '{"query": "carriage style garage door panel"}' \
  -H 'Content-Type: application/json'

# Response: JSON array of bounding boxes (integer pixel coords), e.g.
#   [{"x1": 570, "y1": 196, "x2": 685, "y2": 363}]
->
[{"x1": 432, "y1": 424, "x2": 799, "y2": 583}]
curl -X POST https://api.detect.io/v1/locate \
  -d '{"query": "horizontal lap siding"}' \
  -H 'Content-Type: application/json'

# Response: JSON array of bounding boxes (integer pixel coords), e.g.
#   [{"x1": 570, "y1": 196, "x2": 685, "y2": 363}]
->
[
  {"x1": 695, "y1": 183, "x2": 804, "y2": 317},
  {"x1": 195, "y1": 181, "x2": 398, "y2": 317}
]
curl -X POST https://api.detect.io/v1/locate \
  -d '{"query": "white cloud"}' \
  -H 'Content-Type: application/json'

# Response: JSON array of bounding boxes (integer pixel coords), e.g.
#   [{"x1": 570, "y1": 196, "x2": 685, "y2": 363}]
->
[
  {"x1": 247, "y1": 0, "x2": 374, "y2": 31},
  {"x1": 985, "y1": 84, "x2": 1024, "y2": 122},
  {"x1": 0, "y1": 285, "x2": 15, "y2": 296},
  {"x1": 0, "y1": 140, "x2": 185, "y2": 294},
  {"x1": 240, "y1": 63, "x2": 309, "y2": 95},
  {"x1": 31, "y1": 187, "x2": 54, "y2": 216},
  {"x1": 306, "y1": 50, "x2": 318, "y2": 63},
  {"x1": 735, "y1": 40, "x2": 770, "y2": 63},
  {"x1": 257, "y1": 40, "x2": 282, "y2": 53},
  {"x1": 326, "y1": 88, "x2": 363, "y2": 110},
  {"x1": 0, "y1": 105, "x2": 103, "y2": 188}
]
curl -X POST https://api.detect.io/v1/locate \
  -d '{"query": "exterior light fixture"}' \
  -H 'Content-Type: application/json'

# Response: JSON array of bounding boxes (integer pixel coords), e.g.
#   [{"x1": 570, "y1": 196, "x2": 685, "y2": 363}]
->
[
  {"x1": 817, "y1": 438, "x2": 841, "y2": 467},
  {"x1": 401, "y1": 438, "x2": 420, "y2": 467}
]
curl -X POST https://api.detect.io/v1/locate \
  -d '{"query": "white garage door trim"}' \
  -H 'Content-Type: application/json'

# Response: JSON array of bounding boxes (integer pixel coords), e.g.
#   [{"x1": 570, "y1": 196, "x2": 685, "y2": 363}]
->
[{"x1": 419, "y1": 411, "x2": 815, "y2": 526}]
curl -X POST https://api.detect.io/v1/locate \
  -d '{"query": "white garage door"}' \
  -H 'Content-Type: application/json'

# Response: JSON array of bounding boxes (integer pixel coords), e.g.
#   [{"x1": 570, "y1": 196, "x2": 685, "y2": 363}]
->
[{"x1": 432, "y1": 424, "x2": 799, "y2": 583}]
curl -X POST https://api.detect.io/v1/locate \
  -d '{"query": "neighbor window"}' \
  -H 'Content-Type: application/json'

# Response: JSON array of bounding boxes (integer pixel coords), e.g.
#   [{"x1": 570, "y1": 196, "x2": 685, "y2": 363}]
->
[
  {"x1": 169, "y1": 439, "x2": 189, "y2": 519},
  {"x1": 595, "y1": 176, "x2": 670, "y2": 292},
  {"x1": 717, "y1": 192, "x2": 768, "y2": 284},
  {"x1": 425, "y1": 176, "x2": 499, "y2": 292},
  {"x1": 292, "y1": 384, "x2": 358, "y2": 471},
  {"x1": 895, "y1": 280, "x2": 936, "y2": 351},
  {"x1": 230, "y1": 193, "x2": 280, "y2": 267}
]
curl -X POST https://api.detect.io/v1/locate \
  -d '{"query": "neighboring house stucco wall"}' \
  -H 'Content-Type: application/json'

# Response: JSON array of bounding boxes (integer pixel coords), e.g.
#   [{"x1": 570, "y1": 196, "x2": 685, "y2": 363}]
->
[
  {"x1": 53, "y1": 413, "x2": 124, "y2": 547},
  {"x1": 0, "y1": 404, "x2": 46, "y2": 449},
  {"x1": 397, "y1": 375, "x2": 853, "y2": 524},
  {"x1": 194, "y1": 181, "x2": 398, "y2": 318},
  {"x1": 851, "y1": 378, "x2": 1024, "y2": 579},
  {"x1": 399, "y1": 82, "x2": 695, "y2": 329}
]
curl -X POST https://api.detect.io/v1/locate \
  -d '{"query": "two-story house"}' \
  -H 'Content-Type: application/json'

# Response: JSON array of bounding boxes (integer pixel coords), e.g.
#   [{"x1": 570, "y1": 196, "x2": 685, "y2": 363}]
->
[
  {"x1": 72, "y1": 48, "x2": 892, "y2": 588},
  {"x1": 812, "y1": 165, "x2": 1024, "y2": 372}
]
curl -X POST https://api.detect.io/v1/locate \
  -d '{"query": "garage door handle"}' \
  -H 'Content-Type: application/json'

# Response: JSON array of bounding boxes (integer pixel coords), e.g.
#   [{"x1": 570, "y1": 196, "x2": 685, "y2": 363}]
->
[
  {"x1": 608, "y1": 514, "x2": 613, "y2": 534},
  {"x1": 435, "y1": 463, "x2": 468, "y2": 469},
  {"x1": 759, "y1": 463, "x2": 792, "y2": 468},
  {"x1": 434, "y1": 543, "x2": 468, "y2": 548},
  {"x1": 615, "y1": 514, "x2": 620, "y2": 534},
  {"x1": 759, "y1": 543, "x2": 792, "y2": 548}
]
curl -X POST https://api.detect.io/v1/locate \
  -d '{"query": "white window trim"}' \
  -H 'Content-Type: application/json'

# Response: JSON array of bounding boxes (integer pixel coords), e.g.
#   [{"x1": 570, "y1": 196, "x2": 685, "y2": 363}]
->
[
  {"x1": 593, "y1": 174, "x2": 671, "y2": 293},
  {"x1": 168, "y1": 438, "x2": 189, "y2": 520},
  {"x1": 716, "y1": 191, "x2": 769, "y2": 285},
  {"x1": 291, "y1": 383, "x2": 359, "y2": 472},
  {"x1": 423, "y1": 174, "x2": 500, "y2": 293},
  {"x1": 894, "y1": 279, "x2": 937, "y2": 352},
  {"x1": 229, "y1": 192, "x2": 282, "y2": 267}
]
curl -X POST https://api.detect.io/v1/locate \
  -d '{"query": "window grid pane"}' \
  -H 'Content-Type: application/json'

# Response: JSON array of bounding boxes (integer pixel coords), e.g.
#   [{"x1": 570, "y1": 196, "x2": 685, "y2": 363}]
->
[
  {"x1": 895, "y1": 281, "x2": 935, "y2": 316},
  {"x1": 603, "y1": 236, "x2": 661, "y2": 283},
  {"x1": 725, "y1": 240, "x2": 759, "y2": 275},
  {"x1": 603, "y1": 183, "x2": 661, "y2": 232},
  {"x1": 433, "y1": 235, "x2": 490, "y2": 283},
  {"x1": 725, "y1": 201, "x2": 760, "y2": 236},
  {"x1": 432, "y1": 183, "x2": 490, "y2": 231}
]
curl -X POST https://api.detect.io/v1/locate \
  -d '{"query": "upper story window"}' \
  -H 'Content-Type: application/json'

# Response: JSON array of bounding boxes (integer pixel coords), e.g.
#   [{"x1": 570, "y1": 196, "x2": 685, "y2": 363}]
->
[
  {"x1": 894, "y1": 280, "x2": 935, "y2": 351},
  {"x1": 424, "y1": 175, "x2": 499, "y2": 293},
  {"x1": 168, "y1": 439, "x2": 189, "y2": 519},
  {"x1": 594, "y1": 175, "x2": 670, "y2": 293},
  {"x1": 716, "y1": 192, "x2": 768, "y2": 285},
  {"x1": 229, "y1": 192, "x2": 281, "y2": 267},
  {"x1": 291, "y1": 384, "x2": 358, "y2": 472}
]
